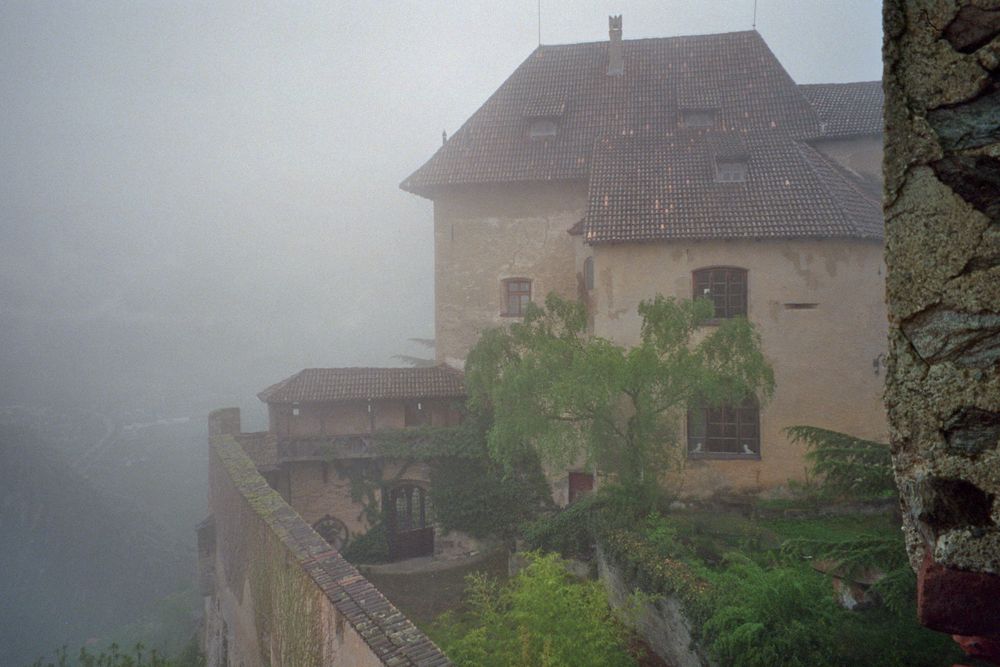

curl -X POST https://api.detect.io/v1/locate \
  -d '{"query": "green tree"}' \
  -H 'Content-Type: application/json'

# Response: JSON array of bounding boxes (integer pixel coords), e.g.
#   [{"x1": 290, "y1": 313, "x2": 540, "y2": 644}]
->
[{"x1": 465, "y1": 294, "x2": 773, "y2": 496}]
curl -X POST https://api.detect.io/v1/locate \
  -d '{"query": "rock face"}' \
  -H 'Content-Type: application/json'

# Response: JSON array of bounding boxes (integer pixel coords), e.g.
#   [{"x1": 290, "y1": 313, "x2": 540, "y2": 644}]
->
[{"x1": 883, "y1": 0, "x2": 1000, "y2": 660}]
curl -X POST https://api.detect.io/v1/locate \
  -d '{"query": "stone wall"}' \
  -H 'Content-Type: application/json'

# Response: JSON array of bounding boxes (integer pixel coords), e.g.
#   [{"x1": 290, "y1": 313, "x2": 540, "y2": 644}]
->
[
  {"x1": 596, "y1": 546, "x2": 711, "y2": 667},
  {"x1": 433, "y1": 182, "x2": 586, "y2": 367},
  {"x1": 592, "y1": 238, "x2": 888, "y2": 494},
  {"x1": 203, "y1": 409, "x2": 450, "y2": 666},
  {"x1": 883, "y1": 1, "x2": 1000, "y2": 659}
]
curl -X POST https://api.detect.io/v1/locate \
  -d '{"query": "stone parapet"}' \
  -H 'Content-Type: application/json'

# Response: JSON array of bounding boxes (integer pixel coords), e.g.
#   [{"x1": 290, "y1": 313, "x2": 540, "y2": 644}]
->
[{"x1": 204, "y1": 432, "x2": 450, "y2": 666}]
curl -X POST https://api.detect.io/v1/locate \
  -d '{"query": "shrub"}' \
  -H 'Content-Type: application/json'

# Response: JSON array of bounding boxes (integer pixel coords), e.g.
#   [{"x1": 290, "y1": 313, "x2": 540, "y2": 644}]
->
[
  {"x1": 521, "y1": 494, "x2": 599, "y2": 559},
  {"x1": 340, "y1": 522, "x2": 389, "y2": 563},
  {"x1": 437, "y1": 552, "x2": 636, "y2": 667},
  {"x1": 701, "y1": 556, "x2": 841, "y2": 667}
]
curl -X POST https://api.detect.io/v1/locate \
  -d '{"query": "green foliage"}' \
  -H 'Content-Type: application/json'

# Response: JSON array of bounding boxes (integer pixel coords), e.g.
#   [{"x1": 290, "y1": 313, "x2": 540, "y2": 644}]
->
[
  {"x1": 781, "y1": 533, "x2": 914, "y2": 616},
  {"x1": 430, "y1": 451, "x2": 551, "y2": 539},
  {"x1": 466, "y1": 294, "x2": 773, "y2": 497},
  {"x1": 785, "y1": 426, "x2": 895, "y2": 499},
  {"x1": 435, "y1": 552, "x2": 636, "y2": 667},
  {"x1": 340, "y1": 522, "x2": 390, "y2": 563},
  {"x1": 701, "y1": 556, "x2": 842, "y2": 667},
  {"x1": 376, "y1": 415, "x2": 553, "y2": 540},
  {"x1": 522, "y1": 494, "x2": 600, "y2": 559},
  {"x1": 699, "y1": 555, "x2": 961, "y2": 667},
  {"x1": 28, "y1": 641, "x2": 204, "y2": 667}
]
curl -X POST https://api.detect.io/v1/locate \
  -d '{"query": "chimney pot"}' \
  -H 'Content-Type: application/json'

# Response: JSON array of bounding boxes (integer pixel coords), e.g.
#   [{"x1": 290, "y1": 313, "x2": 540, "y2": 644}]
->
[{"x1": 608, "y1": 15, "x2": 623, "y2": 76}]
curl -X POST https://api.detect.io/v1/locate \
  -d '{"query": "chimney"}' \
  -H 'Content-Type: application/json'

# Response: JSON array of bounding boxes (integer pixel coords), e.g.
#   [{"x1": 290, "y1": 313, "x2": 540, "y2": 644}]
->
[{"x1": 607, "y1": 15, "x2": 623, "y2": 76}]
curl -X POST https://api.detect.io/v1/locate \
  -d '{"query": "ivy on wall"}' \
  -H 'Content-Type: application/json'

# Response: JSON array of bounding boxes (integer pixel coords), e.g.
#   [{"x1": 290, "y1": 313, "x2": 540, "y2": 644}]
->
[{"x1": 326, "y1": 415, "x2": 552, "y2": 556}]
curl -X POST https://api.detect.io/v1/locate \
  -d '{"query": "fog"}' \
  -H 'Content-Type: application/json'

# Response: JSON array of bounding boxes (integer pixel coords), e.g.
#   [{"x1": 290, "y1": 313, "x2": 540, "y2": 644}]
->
[
  {"x1": 0, "y1": 2, "x2": 884, "y2": 663},
  {"x1": 0, "y1": 0, "x2": 882, "y2": 420}
]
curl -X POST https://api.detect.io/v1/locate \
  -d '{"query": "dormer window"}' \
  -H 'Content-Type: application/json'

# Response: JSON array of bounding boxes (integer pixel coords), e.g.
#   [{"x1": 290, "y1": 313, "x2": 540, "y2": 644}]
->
[
  {"x1": 524, "y1": 96, "x2": 565, "y2": 140},
  {"x1": 681, "y1": 109, "x2": 717, "y2": 128},
  {"x1": 715, "y1": 159, "x2": 748, "y2": 183},
  {"x1": 528, "y1": 118, "x2": 558, "y2": 138}
]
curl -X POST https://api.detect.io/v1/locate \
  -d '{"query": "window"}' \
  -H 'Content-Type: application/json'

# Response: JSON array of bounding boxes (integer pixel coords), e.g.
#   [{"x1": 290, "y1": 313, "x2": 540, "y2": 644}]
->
[
  {"x1": 715, "y1": 159, "x2": 748, "y2": 183},
  {"x1": 681, "y1": 109, "x2": 717, "y2": 128},
  {"x1": 388, "y1": 485, "x2": 431, "y2": 532},
  {"x1": 693, "y1": 267, "x2": 747, "y2": 319},
  {"x1": 404, "y1": 400, "x2": 430, "y2": 427},
  {"x1": 503, "y1": 278, "x2": 532, "y2": 316},
  {"x1": 583, "y1": 256, "x2": 595, "y2": 290},
  {"x1": 313, "y1": 515, "x2": 349, "y2": 550},
  {"x1": 687, "y1": 398, "x2": 760, "y2": 457},
  {"x1": 528, "y1": 118, "x2": 558, "y2": 138}
]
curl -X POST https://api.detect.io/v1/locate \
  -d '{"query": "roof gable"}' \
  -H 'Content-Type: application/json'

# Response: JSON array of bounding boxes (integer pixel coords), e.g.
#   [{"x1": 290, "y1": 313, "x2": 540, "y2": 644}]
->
[{"x1": 401, "y1": 31, "x2": 820, "y2": 196}]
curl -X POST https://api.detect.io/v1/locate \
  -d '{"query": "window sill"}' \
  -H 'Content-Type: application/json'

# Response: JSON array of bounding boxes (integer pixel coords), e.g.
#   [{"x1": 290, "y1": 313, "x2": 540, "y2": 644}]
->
[{"x1": 687, "y1": 451, "x2": 761, "y2": 461}]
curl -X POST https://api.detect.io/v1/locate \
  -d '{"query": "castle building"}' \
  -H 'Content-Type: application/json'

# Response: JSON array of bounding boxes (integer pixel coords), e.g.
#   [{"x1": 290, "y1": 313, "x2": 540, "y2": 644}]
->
[
  {"x1": 201, "y1": 19, "x2": 887, "y2": 665},
  {"x1": 224, "y1": 20, "x2": 885, "y2": 554},
  {"x1": 401, "y1": 19, "x2": 885, "y2": 495}
]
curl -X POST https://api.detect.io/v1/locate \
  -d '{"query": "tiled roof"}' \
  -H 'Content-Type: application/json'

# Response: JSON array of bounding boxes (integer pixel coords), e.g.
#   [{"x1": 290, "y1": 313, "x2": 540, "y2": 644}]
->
[
  {"x1": 799, "y1": 81, "x2": 883, "y2": 137},
  {"x1": 582, "y1": 131, "x2": 882, "y2": 243},
  {"x1": 258, "y1": 366, "x2": 466, "y2": 403},
  {"x1": 401, "y1": 31, "x2": 821, "y2": 195}
]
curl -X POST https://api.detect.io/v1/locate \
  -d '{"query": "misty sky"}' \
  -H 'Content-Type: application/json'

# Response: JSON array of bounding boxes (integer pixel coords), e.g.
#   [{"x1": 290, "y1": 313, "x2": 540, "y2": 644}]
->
[{"x1": 0, "y1": 1, "x2": 882, "y2": 416}]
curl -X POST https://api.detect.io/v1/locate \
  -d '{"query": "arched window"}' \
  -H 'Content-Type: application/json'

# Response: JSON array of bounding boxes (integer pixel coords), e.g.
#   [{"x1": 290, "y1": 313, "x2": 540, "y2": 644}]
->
[
  {"x1": 687, "y1": 397, "x2": 760, "y2": 458},
  {"x1": 312, "y1": 515, "x2": 349, "y2": 550},
  {"x1": 583, "y1": 257, "x2": 595, "y2": 290},
  {"x1": 693, "y1": 267, "x2": 747, "y2": 319},
  {"x1": 503, "y1": 278, "x2": 532, "y2": 316},
  {"x1": 385, "y1": 483, "x2": 434, "y2": 560}
]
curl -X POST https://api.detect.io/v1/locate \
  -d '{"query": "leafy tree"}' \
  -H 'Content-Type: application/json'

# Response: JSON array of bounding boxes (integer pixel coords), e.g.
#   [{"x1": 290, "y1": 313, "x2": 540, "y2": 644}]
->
[{"x1": 465, "y1": 294, "x2": 773, "y2": 496}]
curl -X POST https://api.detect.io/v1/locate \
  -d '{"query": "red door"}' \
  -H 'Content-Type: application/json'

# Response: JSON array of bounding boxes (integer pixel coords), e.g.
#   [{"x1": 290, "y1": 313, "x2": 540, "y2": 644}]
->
[{"x1": 568, "y1": 472, "x2": 594, "y2": 504}]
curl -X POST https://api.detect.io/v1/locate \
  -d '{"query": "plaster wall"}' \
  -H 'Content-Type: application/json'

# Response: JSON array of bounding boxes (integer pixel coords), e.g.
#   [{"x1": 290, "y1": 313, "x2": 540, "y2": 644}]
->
[
  {"x1": 811, "y1": 135, "x2": 884, "y2": 185},
  {"x1": 591, "y1": 238, "x2": 888, "y2": 494},
  {"x1": 433, "y1": 182, "x2": 586, "y2": 366}
]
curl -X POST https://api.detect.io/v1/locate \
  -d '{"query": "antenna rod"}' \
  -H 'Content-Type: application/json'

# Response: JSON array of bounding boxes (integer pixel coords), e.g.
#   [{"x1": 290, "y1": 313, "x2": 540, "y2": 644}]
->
[
  {"x1": 753, "y1": 0, "x2": 757, "y2": 29},
  {"x1": 538, "y1": 0, "x2": 541, "y2": 45}
]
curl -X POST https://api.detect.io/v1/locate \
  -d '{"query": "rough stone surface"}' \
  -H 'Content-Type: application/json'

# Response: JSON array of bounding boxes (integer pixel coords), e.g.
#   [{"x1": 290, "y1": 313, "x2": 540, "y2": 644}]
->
[
  {"x1": 885, "y1": 0, "x2": 1000, "y2": 651},
  {"x1": 597, "y1": 547, "x2": 712, "y2": 667},
  {"x1": 931, "y1": 154, "x2": 1000, "y2": 219},
  {"x1": 944, "y1": 407, "x2": 1000, "y2": 456},
  {"x1": 943, "y1": 4, "x2": 1000, "y2": 53},
  {"x1": 928, "y1": 86, "x2": 1000, "y2": 151}
]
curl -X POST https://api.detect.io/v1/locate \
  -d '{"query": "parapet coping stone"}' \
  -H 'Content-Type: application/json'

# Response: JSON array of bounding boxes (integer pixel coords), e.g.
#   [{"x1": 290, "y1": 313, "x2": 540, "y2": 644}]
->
[{"x1": 212, "y1": 434, "x2": 452, "y2": 666}]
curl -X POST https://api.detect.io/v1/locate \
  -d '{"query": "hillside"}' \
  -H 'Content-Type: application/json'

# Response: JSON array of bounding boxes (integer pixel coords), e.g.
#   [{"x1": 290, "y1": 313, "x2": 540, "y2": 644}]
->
[{"x1": 0, "y1": 423, "x2": 195, "y2": 666}]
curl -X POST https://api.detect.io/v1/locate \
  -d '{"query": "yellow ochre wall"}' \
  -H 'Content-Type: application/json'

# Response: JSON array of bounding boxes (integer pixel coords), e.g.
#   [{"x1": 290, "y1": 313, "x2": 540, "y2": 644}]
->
[
  {"x1": 432, "y1": 182, "x2": 586, "y2": 367},
  {"x1": 590, "y1": 238, "x2": 888, "y2": 495}
]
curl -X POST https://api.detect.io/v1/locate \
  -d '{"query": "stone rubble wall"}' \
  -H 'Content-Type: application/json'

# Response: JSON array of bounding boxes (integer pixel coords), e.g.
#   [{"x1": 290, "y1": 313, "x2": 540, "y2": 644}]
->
[{"x1": 883, "y1": 0, "x2": 1000, "y2": 654}]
